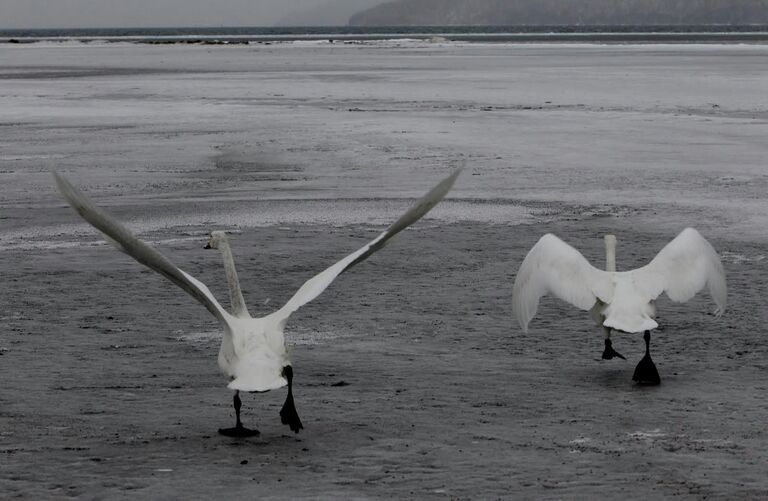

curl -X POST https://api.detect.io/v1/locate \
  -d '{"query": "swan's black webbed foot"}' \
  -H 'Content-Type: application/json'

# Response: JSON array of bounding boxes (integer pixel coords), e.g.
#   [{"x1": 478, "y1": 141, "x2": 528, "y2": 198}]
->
[
  {"x1": 219, "y1": 390, "x2": 260, "y2": 437},
  {"x1": 633, "y1": 331, "x2": 661, "y2": 385},
  {"x1": 602, "y1": 339, "x2": 626, "y2": 360},
  {"x1": 280, "y1": 366, "x2": 303, "y2": 433},
  {"x1": 218, "y1": 424, "x2": 260, "y2": 437},
  {"x1": 633, "y1": 354, "x2": 660, "y2": 385},
  {"x1": 280, "y1": 395, "x2": 303, "y2": 433}
]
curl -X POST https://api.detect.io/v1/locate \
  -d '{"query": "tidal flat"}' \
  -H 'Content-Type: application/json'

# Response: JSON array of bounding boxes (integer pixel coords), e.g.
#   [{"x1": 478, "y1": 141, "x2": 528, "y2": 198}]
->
[{"x1": 1, "y1": 41, "x2": 767, "y2": 499}]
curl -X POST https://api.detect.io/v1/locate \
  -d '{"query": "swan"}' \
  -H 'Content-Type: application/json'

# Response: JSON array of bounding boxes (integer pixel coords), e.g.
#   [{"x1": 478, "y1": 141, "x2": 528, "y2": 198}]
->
[
  {"x1": 512, "y1": 228, "x2": 727, "y2": 384},
  {"x1": 54, "y1": 169, "x2": 460, "y2": 435}
]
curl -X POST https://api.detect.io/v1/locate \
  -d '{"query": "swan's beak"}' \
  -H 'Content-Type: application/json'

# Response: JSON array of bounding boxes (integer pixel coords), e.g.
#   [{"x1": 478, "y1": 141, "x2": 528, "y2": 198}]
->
[{"x1": 203, "y1": 243, "x2": 212, "y2": 249}]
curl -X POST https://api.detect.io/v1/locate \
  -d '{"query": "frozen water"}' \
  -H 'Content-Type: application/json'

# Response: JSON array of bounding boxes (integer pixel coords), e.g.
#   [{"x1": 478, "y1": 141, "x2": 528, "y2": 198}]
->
[
  {"x1": 0, "y1": 200, "x2": 538, "y2": 251},
  {"x1": 1, "y1": 42, "x2": 766, "y2": 247},
  {"x1": 175, "y1": 327, "x2": 350, "y2": 347},
  {"x1": 2, "y1": 42, "x2": 767, "y2": 499},
  {"x1": 0, "y1": 42, "x2": 766, "y2": 243}
]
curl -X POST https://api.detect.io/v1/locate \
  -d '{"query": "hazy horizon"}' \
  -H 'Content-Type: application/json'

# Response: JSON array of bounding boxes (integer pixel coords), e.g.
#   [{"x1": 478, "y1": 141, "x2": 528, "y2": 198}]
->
[{"x1": 0, "y1": 0, "x2": 379, "y2": 29}]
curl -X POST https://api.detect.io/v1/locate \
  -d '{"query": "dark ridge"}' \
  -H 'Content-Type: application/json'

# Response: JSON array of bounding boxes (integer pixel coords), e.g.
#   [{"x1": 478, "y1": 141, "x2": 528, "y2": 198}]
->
[{"x1": 350, "y1": 0, "x2": 768, "y2": 26}]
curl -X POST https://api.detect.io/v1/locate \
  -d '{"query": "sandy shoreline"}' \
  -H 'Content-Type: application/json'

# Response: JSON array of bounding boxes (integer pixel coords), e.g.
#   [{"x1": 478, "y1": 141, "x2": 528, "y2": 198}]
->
[{"x1": 1, "y1": 43, "x2": 767, "y2": 499}]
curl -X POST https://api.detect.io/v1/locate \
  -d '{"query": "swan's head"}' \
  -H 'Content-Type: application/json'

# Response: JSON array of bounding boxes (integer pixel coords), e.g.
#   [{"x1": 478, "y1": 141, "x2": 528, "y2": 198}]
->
[{"x1": 204, "y1": 230, "x2": 227, "y2": 250}]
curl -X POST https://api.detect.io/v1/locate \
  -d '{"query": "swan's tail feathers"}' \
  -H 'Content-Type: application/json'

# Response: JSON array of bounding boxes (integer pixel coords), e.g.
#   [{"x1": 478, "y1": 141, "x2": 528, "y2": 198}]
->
[
  {"x1": 228, "y1": 375, "x2": 287, "y2": 393},
  {"x1": 227, "y1": 350, "x2": 288, "y2": 393},
  {"x1": 602, "y1": 313, "x2": 658, "y2": 334}
]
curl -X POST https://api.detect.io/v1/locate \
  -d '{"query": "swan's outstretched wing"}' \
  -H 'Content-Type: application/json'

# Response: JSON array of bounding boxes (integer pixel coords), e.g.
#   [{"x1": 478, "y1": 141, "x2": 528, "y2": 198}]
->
[
  {"x1": 512, "y1": 234, "x2": 613, "y2": 332},
  {"x1": 274, "y1": 168, "x2": 461, "y2": 323},
  {"x1": 633, "y1": 227, "x2": 726, "y2": 315},
  {"x1": 54, "y1": 173, "x2": 228, "y2": 323}
]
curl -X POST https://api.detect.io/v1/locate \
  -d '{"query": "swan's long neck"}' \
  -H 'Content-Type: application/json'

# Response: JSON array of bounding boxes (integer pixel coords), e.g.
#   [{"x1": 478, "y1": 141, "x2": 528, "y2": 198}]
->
[
  {"x1": 217, "y1": 235, "x2": 250, "y2": 318},
  {"x1": 604, "y1": 234, "x2": 617, "y2": 272}
]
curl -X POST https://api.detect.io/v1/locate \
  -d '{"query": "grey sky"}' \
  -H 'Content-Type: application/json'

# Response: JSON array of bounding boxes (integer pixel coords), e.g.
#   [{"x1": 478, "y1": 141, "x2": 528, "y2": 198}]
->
[{"x1": 0, "y1": 0, "x2": 373, "y2": 29}]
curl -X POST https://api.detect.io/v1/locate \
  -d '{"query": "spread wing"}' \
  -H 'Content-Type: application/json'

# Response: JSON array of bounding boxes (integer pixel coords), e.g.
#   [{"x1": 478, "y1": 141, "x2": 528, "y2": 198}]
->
[
  {"x1": 273, "y1": 168, "x2": 461, "y2": 324},
  {"x1": 512, "y1": 234, "x2": 613, "y2": 332},
  {"x1": 632, "y1": 227, "x2": 726, "y2": 316},
  {"x1": 54, "y1": 172, "x2": 229, "y2": 323}
]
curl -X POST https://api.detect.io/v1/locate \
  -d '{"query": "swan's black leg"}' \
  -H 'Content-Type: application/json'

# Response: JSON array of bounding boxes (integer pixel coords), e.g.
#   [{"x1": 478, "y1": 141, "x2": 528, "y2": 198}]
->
[
  {"x1": 219, "y1": 391, "x2": 260, "y2": 437},
  {"x1": 633, "y1": 330, "x2": 661, "y2": 385},
  {"x1": 280, "y1": 366, "x2": 303, "y2": 433},
  {"x1": 601, "y1": 327, "x2": 625, "y2": 360},
  {"x1": 602, "y1": 338, "x2": 626, "y2": 360}
]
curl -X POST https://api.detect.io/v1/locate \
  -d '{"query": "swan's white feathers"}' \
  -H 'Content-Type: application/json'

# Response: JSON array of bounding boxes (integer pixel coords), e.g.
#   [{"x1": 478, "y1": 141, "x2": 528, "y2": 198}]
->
[
  {"x1": 599, "y1": 280, "x2": 659, "y2": 333},
  {"x1": 513, "y1": 228, "x2": 727, "y2": 334},
  {"x1": 635, "y1": 227, "x2": 727, "y2": 315},
  {"x1": 275, "y1": 168, "x2": 461, "y2": 323},
  {"x1": 227, "y1": 348, "x2": 288, "y2": 392},
  {"x1": 56, "y1": 169, "x2": 459, "y2": 399},
  {"x1": 54, "y1": 172, "x2": 229, "y2": 323},
  {"x1": 513, "y1": 234, "x2": 613, "y2": 332}
]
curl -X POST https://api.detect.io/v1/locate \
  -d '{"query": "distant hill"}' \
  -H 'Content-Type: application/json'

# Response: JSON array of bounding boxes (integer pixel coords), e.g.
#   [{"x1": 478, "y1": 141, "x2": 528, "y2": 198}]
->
[
  {"x1": 349, "y1": 0, "x2": 768, "y2": 26},
  {"x1": 276, "y1": 0, "x2": 384, "y2": 26}
]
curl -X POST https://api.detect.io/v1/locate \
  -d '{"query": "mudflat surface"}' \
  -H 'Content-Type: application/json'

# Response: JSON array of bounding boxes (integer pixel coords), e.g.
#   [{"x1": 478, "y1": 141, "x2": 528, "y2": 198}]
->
[{"x1": 1, "y1": 42, "x2": 767, "y2": 499}]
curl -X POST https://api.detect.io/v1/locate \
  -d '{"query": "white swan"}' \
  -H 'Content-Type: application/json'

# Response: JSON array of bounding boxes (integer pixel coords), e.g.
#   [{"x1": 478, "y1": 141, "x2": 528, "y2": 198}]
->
[
  {"x1": 55, "y1": 169, "x2": 460, "y2": 435},
  {"x1": 512, "y1": 228, "x2": 727, "y2": 384}
]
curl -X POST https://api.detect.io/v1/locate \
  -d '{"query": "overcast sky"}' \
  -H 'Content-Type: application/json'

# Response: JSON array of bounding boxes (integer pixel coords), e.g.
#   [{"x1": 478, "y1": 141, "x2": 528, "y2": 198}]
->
[{"x1": 0, "y1": 0, "x2": 364, "y2": 29}]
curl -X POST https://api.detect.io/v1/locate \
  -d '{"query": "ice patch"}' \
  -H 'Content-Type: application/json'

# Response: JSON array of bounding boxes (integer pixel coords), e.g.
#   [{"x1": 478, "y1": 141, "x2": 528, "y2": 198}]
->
[
  {"x1": 568, "y1": 437, "x2": 591, "y2": 452},
  {"x1": 627, "y1": 429, "x2": 666, "y2": 439},
  {"x1": 720, "y1": 251, "x2": 765, "y2": 264},
  {"x1": 0, "y1": 227, "x2": 204, "y2": 252},
  {"x1": 0, "y1": 154, "x2": 66, "y2": 161},
  {"x1": 174, "y1": 328, "x2": 349, "y2": 347},
  {"x1": 175, "y1": 330, "x2": 220, "y2": 346},
  {"x1": 286, "y1": 328, "x2": 351, "y2": 346},
  {"x1": 0, "y1": 200, "x2": 538, "y2": 252}
]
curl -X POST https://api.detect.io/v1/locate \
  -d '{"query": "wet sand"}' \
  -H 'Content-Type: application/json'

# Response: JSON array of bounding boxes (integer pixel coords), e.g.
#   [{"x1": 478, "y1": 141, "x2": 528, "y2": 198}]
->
[{"x1": 1, "y1": 42, "x2": 767, "y2": 499}]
